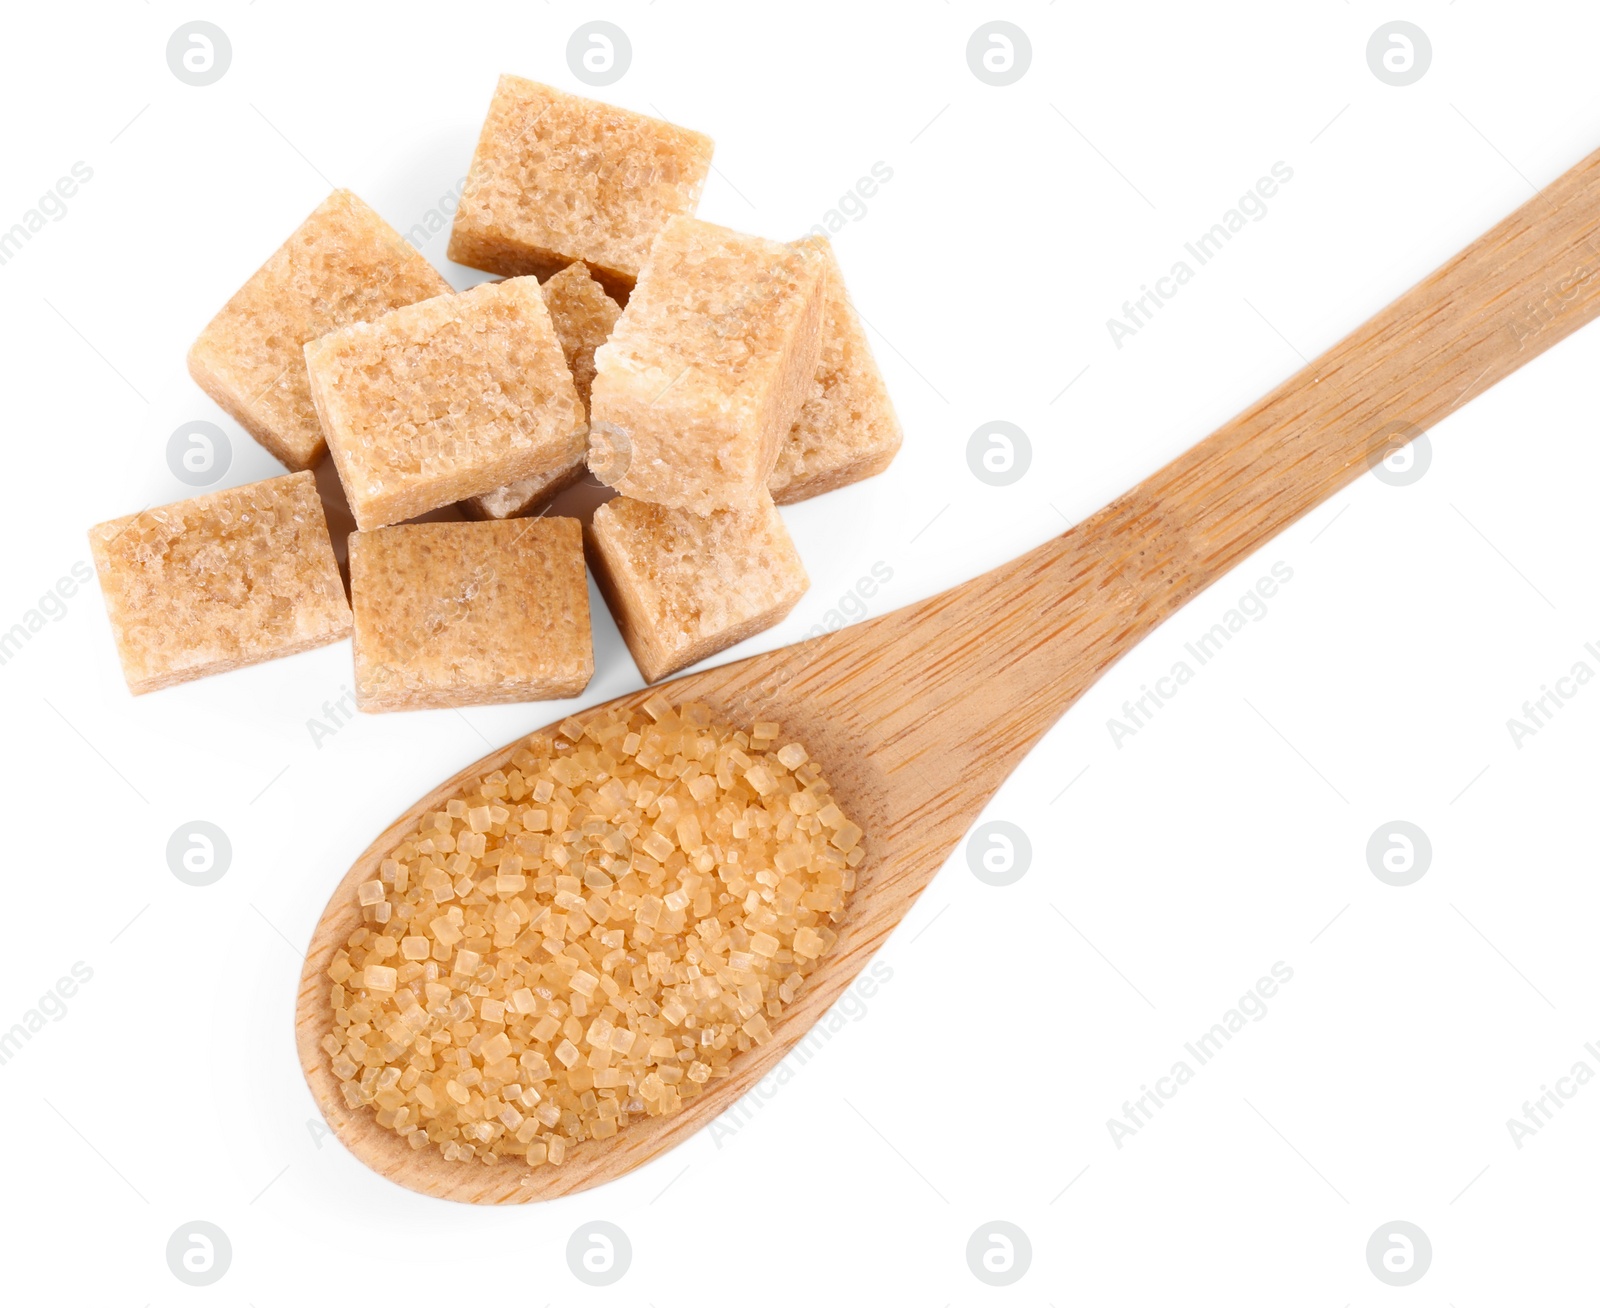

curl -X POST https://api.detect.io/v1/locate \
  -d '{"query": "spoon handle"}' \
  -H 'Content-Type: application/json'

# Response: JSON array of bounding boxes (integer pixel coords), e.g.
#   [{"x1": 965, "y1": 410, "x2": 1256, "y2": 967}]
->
[
  {"x1": 844, "y1": 145, "x2": 1600, "y2": 795},
  {"x1": 1081, "y1": 145, "x2": 1600, "y2": 629}
]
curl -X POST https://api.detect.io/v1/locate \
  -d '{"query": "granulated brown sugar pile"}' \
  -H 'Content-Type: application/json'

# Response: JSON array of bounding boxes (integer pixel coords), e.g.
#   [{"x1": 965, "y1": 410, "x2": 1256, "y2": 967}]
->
[{"x1": 321, "y1": 697, "x2": 862, "y2": 1168}]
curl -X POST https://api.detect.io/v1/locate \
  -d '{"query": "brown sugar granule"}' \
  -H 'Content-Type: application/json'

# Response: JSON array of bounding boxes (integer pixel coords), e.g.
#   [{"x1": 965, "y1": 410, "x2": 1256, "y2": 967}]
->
[
  {"x1": 304, "y1": 277, "x2": 585, "y2": 530},
  {"x1": 586, "y1": 492, "x2": 808, "y2": 683},
  {"x1": 324, "y1": 698, "x2": 863, "y2": 1169},
  {"x1": 350, "y1": 518, "x2": 593, "y2": 711},
  {"x1": 187, "y1": 190, "x2": 452, "y2": 472},
  {"x1": 463, "y1": 262, "x2": 621, "y2": 522},
  {"x1": 769, "y1": 237, "x2": 903, "y2": 504},
  {"x1": 588, "y1": 217, "x2": 826, "y2": 513},
  {"x1": 448, "y1": 76, "x2": 714, "y2": 295},
  {"x1": 89, "y1": 471, "x2": 351, "y2": 694}
]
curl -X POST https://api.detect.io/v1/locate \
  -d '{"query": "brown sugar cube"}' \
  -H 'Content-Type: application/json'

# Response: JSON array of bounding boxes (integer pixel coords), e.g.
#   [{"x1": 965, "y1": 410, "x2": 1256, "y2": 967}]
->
[
  {"x1": 535, "y1": 261, "x2": 622, "y2": 416},
  {"x1": 88, "y1": 472, "x2": 350, "y2": 694},
  {"x1": 588, "y1": 217, "x2": 826, "y2": 513},
  {"x1": 448, "y1": 75, "x2": 713, "y2": 295},
  {"x1": 304, "y1": 277, "x2": 586, "y2": 530},
  {"x1": 461, "y1": 461, "x2": 588, "y2": 523},
  {"x1": 587, "y1": 492, "x2": 808, "y2": 684},
  {"x1": 769, "y1": 237, "x2": 903, "y2": 504},
  {"x1": 187, "y1": 190, "x2": 452, "y2": 472},
  {"x1": 350, "y1": 518, "x2": 593, "y2": 711},
  {"x1": 463, "y1": 262, "x2": 621, "y2": 521}
]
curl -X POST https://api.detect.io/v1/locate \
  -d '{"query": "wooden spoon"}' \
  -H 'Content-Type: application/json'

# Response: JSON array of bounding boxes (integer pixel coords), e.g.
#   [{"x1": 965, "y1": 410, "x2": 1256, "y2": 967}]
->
[{"x1": 299, "y1": 145, "x2": 1600, "y2": 1203}]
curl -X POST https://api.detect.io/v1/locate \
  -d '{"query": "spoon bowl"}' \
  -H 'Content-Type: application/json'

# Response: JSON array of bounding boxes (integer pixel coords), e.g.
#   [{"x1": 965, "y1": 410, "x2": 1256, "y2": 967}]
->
[{"x1": 298, "y1": 675, "x2": 896, "y2": 1204}]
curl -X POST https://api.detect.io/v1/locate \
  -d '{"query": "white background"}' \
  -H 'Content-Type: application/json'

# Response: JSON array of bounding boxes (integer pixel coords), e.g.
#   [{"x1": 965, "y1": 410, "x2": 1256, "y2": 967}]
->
[{"x1": 0, "y1": 1, "x2": 1596, "y2": 1302}]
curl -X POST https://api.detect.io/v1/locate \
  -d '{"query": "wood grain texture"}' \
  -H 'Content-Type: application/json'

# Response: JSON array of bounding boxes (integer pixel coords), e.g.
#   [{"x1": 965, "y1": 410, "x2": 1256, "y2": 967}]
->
[{"x1": 298, "y1": 145, "x2": 1600, "y2": 1203}]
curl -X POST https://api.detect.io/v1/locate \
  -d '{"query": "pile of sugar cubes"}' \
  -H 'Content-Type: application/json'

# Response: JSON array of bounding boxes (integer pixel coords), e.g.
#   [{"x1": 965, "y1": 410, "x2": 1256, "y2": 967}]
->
[{"x1": 89, "y1": 75, "x2": 901, "y2": 706}]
